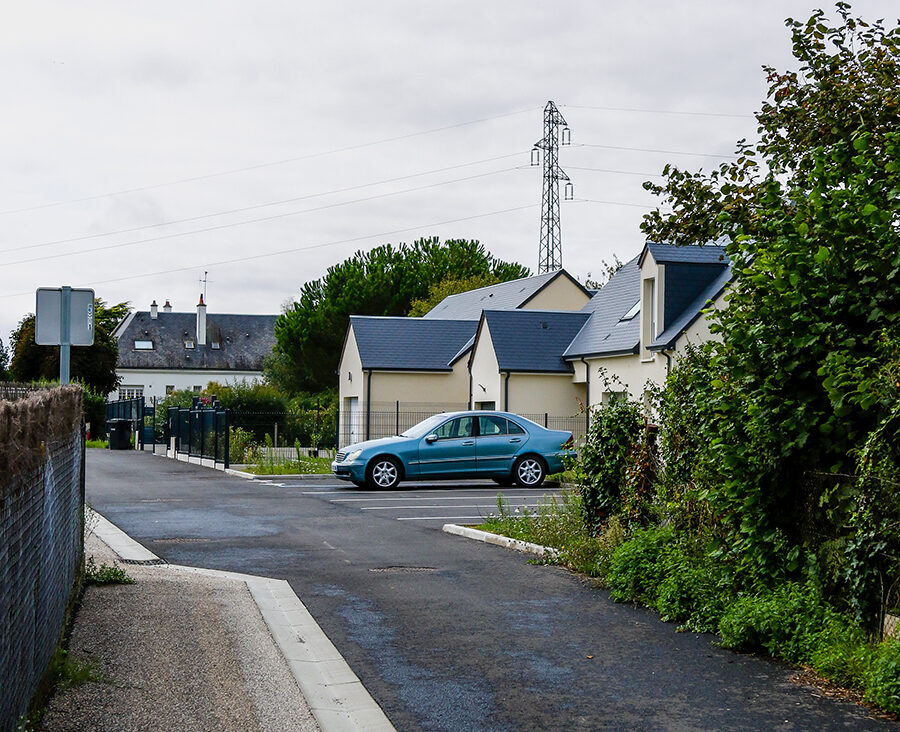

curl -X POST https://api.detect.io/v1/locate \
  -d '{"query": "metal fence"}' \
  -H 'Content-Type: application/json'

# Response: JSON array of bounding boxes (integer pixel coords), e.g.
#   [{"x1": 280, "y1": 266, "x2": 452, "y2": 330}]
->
[
  {"x1": 166, "y1": 398, "x2": 230, "y2": 468},
  {"x1": 0, "y1": 389, "x2": 85, "y2": 732}
]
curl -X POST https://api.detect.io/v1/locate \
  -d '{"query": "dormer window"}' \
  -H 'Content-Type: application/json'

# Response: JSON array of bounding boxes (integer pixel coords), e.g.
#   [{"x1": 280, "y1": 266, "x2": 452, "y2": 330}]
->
[
  {"x1": 211, "y1": 341, "x2": 221, "y2": 350},
  {"x1": 184, "y1": 340, "x2": 195, "y2": 349},
  {"x1": 134, "y1": 340, "x2": 154, "y2": 350},
  {"x1": 620, "y1": 300, "x2": 640, "y2": 321}
]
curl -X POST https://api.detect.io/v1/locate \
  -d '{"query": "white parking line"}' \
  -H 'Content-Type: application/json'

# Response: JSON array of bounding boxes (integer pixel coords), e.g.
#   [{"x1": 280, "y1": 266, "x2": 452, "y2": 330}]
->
[
  {"x1": 396, "y1": 516, "x2": 489, "y2": 521},
  {"x1": 329, "y1": 495, "x2": 544, "y2": 502}
]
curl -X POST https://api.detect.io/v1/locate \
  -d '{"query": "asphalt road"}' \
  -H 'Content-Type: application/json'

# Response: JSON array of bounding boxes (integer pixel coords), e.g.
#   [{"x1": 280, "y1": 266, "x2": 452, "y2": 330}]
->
[{"x1": 86, "y1": 450, "x2": 893, "y2": 731}]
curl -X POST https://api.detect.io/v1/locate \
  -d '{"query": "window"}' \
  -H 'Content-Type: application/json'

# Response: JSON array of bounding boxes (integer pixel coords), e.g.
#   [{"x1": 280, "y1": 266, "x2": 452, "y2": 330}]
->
[
  {"x1": 184, "y1": 340, "x2": 195, "y2": 349},
  {"x1": 193, "y1": 386, "x2": 202, "y2": 394},
  {"x1": 211, "y1": 341, "x2": 221, "y2": 350},
  {"x1": 165, "y1": 385, "x2": 175, "y2": 395},
  {"x1": 620, "y1": 300, "x2": 640, "y2": 321},
  {"x1": 477, "y1": 415, "x2": 507, "y2": 436},
  {"x1": 434, "y1": 417, "x2": 473, "y2": 440},
  {"x1": 507, "y1": 420, "x2": 525, "y2": 435},
  {"x1": 118, "y1": 386, "x2": 143, "y2": 400},
  {"x1": 475, "y1": 401, "x2": 496, "y2": 410},
  {"x1": 133, "y1": 340, "x2": 154, "y2": 350}
]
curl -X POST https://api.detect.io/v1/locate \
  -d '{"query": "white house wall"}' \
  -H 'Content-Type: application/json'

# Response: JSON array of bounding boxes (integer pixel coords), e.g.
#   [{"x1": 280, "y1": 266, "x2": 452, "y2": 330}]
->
[
  {"x1": 469, "y1": 321, "x2": 502, "y2": 408},
  {"x1": 112, "y1": 369, "x2": 263, "y2": 401},
  {"x1": 522, "y1": 275, "x2": 590, "y2": 312}
]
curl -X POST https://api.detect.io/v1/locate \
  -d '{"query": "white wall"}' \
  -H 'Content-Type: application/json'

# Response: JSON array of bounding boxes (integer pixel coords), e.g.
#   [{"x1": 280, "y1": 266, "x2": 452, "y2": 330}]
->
[
  {"x1": 112, "y1": 369, "x2": 263, "y2": 401},
  {"x1": 469, "y1": 320, "x2": 502, "y2": 408}
]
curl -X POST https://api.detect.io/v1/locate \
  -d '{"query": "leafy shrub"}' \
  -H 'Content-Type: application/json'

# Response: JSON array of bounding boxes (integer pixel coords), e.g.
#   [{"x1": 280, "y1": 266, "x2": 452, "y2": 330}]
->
[
  {"x1": 606, "y1": 525, "x2": 673, "y2": 605},
  {"x1": 228, "y1": 426, "x2": 256, "y2": 464}
]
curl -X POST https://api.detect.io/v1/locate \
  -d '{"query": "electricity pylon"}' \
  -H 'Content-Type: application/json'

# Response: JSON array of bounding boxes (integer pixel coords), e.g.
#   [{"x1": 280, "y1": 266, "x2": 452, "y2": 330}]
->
[{"x1": 532, "y1": 101, "x2": 572, "y2": 273}]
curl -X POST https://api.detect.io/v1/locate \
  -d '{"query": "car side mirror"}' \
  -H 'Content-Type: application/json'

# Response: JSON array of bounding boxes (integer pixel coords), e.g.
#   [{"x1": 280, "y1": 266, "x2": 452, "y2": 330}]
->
[{"x1": 424, "y1": 434, "x2": 438, "y2": 444}]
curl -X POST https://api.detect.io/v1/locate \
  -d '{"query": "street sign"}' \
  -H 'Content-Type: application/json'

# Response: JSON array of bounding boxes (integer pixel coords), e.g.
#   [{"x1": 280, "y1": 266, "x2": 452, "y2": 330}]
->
[
  {"x1": 35, "y1": 286, "x2": 95, "y2": 384},
  {"x1": 36, "y1": 288, "x2": 95, "y2": 346}
]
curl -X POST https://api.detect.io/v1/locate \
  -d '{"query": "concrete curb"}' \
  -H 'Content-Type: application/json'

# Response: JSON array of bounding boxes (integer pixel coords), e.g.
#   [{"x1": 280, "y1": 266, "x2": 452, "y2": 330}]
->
[
  {"x1": 88, "y1": 510, "x2": 395, "y2": 732},
  {"x1": 441, "y1": 523, "x2": 559, "y2": 559}
]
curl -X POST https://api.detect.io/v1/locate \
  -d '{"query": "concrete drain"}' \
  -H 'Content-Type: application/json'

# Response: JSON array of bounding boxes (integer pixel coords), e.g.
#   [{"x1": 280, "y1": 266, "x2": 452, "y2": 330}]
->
[
  {"x1": 119, "y1": 558, "x2": 167, "y2": 565},
  {"x1": 369, "y1": 566, "x2": 437, "y2": 573},
  {"x1": 154, "y1": 537, "x2": 212, "y2": 544}
]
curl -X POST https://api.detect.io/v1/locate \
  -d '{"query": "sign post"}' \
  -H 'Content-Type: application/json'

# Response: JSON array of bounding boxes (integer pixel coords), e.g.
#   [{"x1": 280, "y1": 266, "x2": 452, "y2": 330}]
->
[{"x1": 35, "y1": 287, "x2": 95, "y2": 385}]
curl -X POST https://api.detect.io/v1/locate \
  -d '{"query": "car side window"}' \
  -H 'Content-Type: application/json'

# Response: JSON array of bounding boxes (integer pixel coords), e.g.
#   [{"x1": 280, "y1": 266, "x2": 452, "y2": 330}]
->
[
  {"x1": 434, "y1": 417, "x2": 473, "y2": 440},
  {"x1": 507, "y1": 420, "x2": 525, "y2": 435},
  {"x1": 477, "y1": 415, "x2": 507, "y2": 436}
]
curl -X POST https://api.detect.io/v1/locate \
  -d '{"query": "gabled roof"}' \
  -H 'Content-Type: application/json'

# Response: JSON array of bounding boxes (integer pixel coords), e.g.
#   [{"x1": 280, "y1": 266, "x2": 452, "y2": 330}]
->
[
  {"x1": 640, "y1": 242, "x2": 728, "y2": 266},
  {"x1": 117, "y1": 311, "x2": 277, "y2": 371},
  {"x1": 423, "y1": 269, "x2": 589, "y2": 320},
  {"x1": 649, "y1": 264, "x2": 732, "y2": 351},
  {"x1": 480, "y1": 310, "x2": 590, "y2": 373},
  {"x1": 563, "y1": 256, "x2": 642, "y2": 359},
  {"x1": 351, "y1": 316, "x2": 476, "y2": 371}
]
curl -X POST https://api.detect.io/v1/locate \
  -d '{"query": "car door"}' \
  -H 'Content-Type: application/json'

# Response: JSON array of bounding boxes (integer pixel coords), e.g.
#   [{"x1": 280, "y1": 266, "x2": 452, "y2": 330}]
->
[
  {"x1": 475, "y1": 415, "x2": 527, "y2": 475},
  {"x1": 417, "y1": 416, "x2": 476, "y2": 477}
]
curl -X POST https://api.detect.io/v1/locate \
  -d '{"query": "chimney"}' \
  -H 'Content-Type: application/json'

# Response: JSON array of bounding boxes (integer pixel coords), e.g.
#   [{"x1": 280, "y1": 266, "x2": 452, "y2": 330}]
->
[
  {"x1": 163, "y1": 300, "x2": 172, "y2": 313},
  {"x1": 150, "y1": 300, "x2": 158, "y2": 319},
  {"x1": 196, "y1": 294, "x2": 207, "y2": 346}
]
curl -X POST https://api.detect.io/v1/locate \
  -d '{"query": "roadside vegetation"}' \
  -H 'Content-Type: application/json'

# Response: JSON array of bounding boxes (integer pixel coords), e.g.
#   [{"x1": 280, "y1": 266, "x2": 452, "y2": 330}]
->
[{"x1": 482, "y1": 5, "x2": 900, "y2": 715}]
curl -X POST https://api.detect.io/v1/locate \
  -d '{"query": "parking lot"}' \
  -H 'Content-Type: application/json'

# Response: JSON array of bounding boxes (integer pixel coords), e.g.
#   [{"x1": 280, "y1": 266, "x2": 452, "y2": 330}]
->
[{"x1": 249, "y1": 477, "x2": 563, "y2": 528}]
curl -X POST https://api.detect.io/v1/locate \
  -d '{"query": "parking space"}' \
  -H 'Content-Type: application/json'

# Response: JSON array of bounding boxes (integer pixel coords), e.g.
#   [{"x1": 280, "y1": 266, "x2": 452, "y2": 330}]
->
[{"x1": 274, "y1": 479, "x2": 562, "y2": 528}]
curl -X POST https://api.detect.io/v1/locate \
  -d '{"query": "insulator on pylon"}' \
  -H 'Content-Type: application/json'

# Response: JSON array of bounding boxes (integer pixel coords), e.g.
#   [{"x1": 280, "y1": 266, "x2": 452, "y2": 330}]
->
[
  {"x1": 530, "y1": 148, "x2": 541, "y2": 166},
  {"x1": 561, "y1": 127, "x2": 571, "y2": 146},
  {"x1": 564, "y1": 182, "x2": 574, "y2": 200}
]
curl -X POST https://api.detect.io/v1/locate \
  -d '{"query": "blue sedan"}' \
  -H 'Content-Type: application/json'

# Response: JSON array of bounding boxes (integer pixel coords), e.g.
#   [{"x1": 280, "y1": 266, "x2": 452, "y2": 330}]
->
[{"x1": 332, "y1": 411, "x2": 575, "y2": 490}]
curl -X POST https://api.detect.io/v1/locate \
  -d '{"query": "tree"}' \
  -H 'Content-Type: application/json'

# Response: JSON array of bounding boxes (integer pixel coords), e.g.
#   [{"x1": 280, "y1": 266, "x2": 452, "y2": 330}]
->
[
  {"x1": 641, "y1": 4, "x2": 900, "y2": 579},
  {"x1": 270, "y1": 237, "x2": 529, "y2": 393},
  {"x1": 10, "y1": 299, "x2": 130, "y2": 395},
  {"x1": 407, "y1": 274, "x2": 501, "y2": 317},
  {"x1": 0, "y1": 337, "x2": 10, "y2": 381}
]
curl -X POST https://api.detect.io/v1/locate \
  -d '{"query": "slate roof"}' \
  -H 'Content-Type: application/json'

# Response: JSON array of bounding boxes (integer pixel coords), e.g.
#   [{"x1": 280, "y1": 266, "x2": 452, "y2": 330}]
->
[
  {"x1": 423, "y1": 269, "x2": 588, "y2": 320},
  {"x1": 351, "y1": 316, "x2": 477, "y2": 371},
  {"x1": 641, "y1": 242, "x2": 728, "y2": 266},
  {"x1": 563, "y1": 255, "x2": 642, "y2": 359},
  {"x1": 649, "y1": 263, "x2": 732, "y2": 350},
  {"x1": 116, "y1": 311, "x2": 277, "y2": 371},
  {"x1": 482, "y1": 310, "x2": 591, "y2": 373}
]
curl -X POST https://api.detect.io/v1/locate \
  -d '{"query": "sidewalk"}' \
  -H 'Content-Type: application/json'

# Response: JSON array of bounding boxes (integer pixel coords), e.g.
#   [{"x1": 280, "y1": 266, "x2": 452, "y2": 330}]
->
[{"x1": 39, "y1": 516, "x2": 393, "y2": 732}]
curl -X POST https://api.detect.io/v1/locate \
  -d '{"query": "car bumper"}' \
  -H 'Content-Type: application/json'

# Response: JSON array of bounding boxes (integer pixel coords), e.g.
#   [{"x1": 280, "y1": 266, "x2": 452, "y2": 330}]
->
[
  {"x1": 545, "y1": 450, "x2": 577, "y2": 474},
  {"x1": 331, "y1": 460, "x2": 366, "y2": 482}
]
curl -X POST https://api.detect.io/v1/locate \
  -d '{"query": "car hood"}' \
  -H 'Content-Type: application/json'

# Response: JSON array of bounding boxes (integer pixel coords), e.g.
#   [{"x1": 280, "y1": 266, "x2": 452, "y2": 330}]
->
[{"x1": 342, "y1": 435, "x2": 408, "y2": 453}]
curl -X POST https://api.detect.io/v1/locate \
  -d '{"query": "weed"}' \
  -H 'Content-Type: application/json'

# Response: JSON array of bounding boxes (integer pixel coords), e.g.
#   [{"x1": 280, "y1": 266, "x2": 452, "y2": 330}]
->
[{"x1": 84, "y1": 557, "x2": 135, "y2": 586}]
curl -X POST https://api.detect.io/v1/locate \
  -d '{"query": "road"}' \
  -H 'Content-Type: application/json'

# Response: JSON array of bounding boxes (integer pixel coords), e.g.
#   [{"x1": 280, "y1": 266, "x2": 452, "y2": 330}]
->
[{"x1": 86, "y1": 450, "x2": 890, "y2": 731}]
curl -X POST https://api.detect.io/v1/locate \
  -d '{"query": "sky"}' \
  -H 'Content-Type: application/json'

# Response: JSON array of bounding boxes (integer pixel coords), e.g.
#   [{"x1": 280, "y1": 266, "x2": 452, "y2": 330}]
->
[{"x1": 1, "y1": 1, "x2": 895, "y2": 346}]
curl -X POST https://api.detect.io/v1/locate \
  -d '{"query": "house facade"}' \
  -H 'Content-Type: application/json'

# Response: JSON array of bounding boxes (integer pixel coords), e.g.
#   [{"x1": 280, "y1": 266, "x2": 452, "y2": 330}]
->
[{"x1": 111, "y1": 297, "x2": 277, "y2": 402}]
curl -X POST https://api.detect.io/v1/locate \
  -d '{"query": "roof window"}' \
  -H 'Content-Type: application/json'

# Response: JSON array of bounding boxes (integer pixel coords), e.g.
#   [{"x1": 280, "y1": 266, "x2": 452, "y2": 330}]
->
[
  {"x1": 134, "y1": 340, "x2": 154, "y2": 350},
  {"x1": 211, "y1": 341, "x2": 221, "y2": 350},
  {"x1": 184, "y1": 340, "x2": 195, "y2": 349},
  {"x1": 620, "y1": 300, "x2": 640, "y2": 321}
]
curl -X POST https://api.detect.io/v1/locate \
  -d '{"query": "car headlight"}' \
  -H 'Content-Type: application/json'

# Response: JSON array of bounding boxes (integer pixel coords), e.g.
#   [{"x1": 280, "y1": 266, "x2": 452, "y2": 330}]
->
[{"x1": 345, "y1": 450, "x2": 363, "y2": 463}]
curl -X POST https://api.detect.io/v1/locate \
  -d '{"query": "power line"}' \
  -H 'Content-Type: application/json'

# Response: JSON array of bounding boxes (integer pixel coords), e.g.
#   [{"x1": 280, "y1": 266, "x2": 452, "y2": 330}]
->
[
  {"x1": 572, "y1": 198, "x2": 656, "y2": 209},
  {"x1": 572, "y1": 143, "x2": 738, "y2": 159},
  {"x1": 3, "y1": 151, "x2": 527, "y2": 255},
  {"x1": 562, "y1": 104, "x2": 753, "y2": 119},
  {"x1": 0, "y1": 204, "x2": 538, "y2": 298},
  {"x1": 0, "y1": 106, "x2": 540, "y2": 217},
  {"x1": 566, "y1": 165, "x2": 664, "y2": 177},
  {"x1": 1, "y1": 167, "x2": 521, "y2": 268}
]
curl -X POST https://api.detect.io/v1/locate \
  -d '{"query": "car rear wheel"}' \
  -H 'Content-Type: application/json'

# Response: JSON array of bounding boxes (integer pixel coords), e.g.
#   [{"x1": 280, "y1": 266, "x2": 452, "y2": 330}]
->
[
  {"x1": 513, "y1": 456, "x2": 545, "y2": 487},
  {"x1": 366, "y1": 456, "x2": 401, "y2": 490}
]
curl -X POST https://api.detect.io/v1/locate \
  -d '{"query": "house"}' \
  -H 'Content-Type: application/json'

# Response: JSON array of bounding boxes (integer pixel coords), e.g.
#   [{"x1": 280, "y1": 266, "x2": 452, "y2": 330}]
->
[
  {"x1": 337, "y1": 269, "x2": 591, "y2": 445},
  {"x1": 111, "y1": 297, "x2": 277, "y2": 402},
  {"x1": 564, "y1": 242, "x2": 731, "y2": 410}
]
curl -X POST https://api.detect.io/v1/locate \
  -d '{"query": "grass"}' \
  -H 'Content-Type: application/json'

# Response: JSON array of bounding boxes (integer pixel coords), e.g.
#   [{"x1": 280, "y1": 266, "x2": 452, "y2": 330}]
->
[
  {"x1": 85, "y1": 439, "x2": 108, "y2": 449},
  {"x1": 84, "y1": 557, "x2": 135, "y2": 586},
  {"x1": 245, "y1": 454, "x2": 333, "y2": 475}
]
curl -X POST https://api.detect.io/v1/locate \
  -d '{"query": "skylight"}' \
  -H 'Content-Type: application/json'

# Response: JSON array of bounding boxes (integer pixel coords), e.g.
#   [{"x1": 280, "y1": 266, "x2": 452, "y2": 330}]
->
[
  {"x1": 134, "y1": 340, "x2": 153, "y2": 350},
  {"x1": 620, "y1": 300, "x2": 640, "y2": 321}
]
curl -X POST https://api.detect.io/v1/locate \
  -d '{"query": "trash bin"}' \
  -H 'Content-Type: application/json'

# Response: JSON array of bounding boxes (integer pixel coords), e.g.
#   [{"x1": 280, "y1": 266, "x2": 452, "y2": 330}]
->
[{"x1": 107, "y1": 419, "x2": 132, "y2": 450}]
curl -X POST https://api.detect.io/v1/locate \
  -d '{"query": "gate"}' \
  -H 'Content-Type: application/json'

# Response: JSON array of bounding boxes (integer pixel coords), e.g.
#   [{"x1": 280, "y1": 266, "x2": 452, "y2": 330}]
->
[{"x1": 166, "y1": 396, "x2": 230, "y2": 469}]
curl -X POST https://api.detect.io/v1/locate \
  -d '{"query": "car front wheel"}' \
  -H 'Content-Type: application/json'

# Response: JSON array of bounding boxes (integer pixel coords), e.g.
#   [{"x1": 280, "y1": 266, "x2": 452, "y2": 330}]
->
[
  {"x1": 513, "y1": 456, "x2": 545, "y2": 487},
  {"x1": 366, "y1": 456, "x2": 401, "y2": 490}
]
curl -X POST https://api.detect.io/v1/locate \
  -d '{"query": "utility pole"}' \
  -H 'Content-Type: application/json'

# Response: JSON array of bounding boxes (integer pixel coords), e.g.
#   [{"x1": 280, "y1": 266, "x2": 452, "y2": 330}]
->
[{"x1": 532, "y1": 101, "x2": 572, "y2": 273}]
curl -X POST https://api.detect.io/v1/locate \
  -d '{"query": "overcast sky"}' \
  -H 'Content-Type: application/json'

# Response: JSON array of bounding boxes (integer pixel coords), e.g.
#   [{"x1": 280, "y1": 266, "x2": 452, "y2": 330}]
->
[{"x1": 1, "y1": 1, "x2": 895, "y2": 346}]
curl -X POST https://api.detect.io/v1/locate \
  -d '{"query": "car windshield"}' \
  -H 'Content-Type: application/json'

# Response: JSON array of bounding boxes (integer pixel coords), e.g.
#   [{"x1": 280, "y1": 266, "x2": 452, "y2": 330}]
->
[{"x1": 401, "y1": 414, "x2": 452, "y2": 439}]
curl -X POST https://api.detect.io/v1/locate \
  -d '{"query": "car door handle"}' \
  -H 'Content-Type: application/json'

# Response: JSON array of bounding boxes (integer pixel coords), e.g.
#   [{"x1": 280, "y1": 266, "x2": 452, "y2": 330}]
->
[
  {"x1": 462, "y1": 440, "x2": 475, "y2": 446},
  {"x1": 509, "y1": 438, "x2": 521, "y2": 443}
]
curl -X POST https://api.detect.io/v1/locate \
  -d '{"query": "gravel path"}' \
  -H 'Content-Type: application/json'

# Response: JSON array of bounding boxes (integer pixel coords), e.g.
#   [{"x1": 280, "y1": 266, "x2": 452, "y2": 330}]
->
[{"x1": 39, "y1": 534, "x2": 318, "y2": 732}]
